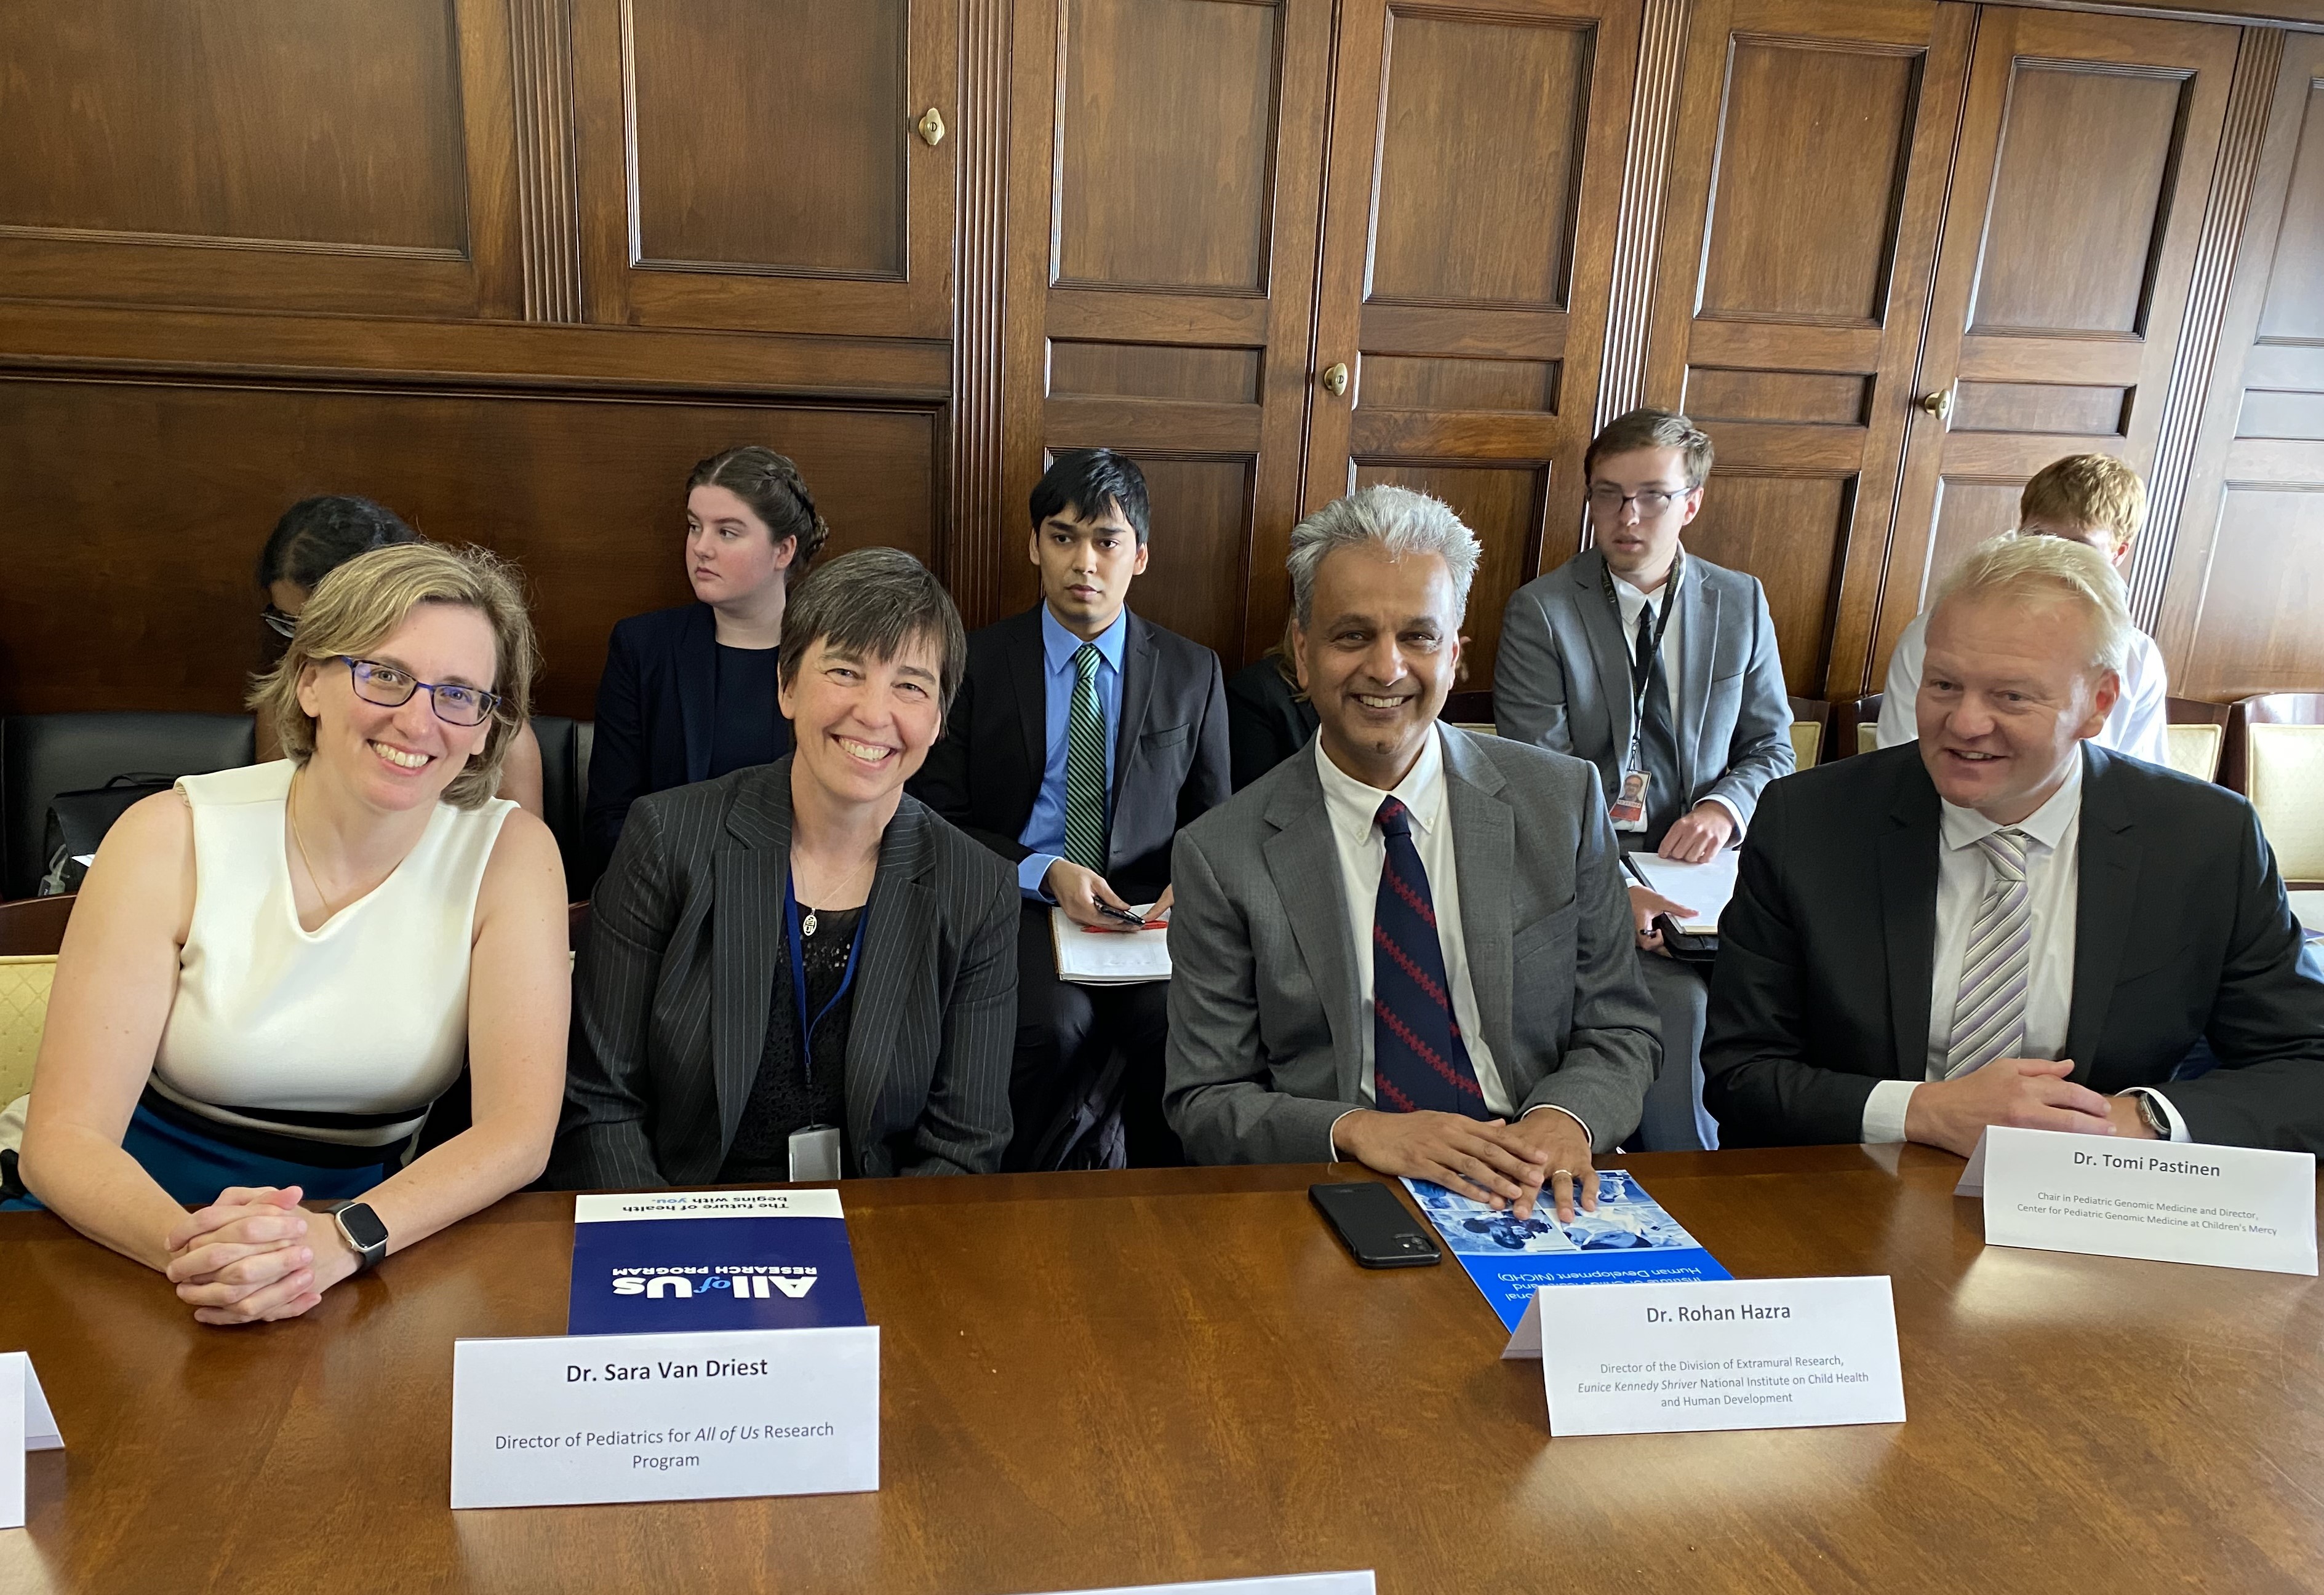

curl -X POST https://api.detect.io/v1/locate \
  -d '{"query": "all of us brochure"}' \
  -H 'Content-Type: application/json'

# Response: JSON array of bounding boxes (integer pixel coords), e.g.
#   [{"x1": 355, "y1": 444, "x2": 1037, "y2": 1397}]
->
[
  {"x1": 1402, "y1": 1171, "x2": 1729, "y2": 1333},
  {"x1": 567, "y1": 1189, "x2": 868, "y2": 1336}
]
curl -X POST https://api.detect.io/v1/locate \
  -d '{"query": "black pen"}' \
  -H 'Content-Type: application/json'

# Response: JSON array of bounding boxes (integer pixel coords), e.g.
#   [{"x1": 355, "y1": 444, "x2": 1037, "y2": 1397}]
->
[{"x1": 1093, "y1": 900, "x2": 1148, "y2": 930}]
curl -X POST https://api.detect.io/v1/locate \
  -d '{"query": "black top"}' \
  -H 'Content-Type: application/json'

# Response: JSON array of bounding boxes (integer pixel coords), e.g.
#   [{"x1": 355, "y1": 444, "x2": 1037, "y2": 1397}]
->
[
  {"x1": 709, "y1": 643, "x2": 785, "y2": 779},
  {"x1": 719, "y1": 903, "x2": 861, "y2": 1182},
  {"x1": 1224, "y1": 654, "x2": 1319, "y2": 792}
]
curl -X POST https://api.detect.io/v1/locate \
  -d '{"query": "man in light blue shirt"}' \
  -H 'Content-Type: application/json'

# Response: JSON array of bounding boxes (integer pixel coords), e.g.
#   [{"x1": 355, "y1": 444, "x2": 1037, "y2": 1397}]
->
[{"x1": 912, "y1": 450, "x2": 1231, "y2": 1169}]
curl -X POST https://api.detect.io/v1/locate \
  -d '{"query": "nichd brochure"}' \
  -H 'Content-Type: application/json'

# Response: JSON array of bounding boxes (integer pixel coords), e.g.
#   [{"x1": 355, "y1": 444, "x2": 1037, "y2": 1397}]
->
[
  {"x1": 567, "y1": 1190, "x2": 868, "y2": 1336},
  {"x1": 1402, "y1": 1171, "x2": 1730, "y2": 1333}
]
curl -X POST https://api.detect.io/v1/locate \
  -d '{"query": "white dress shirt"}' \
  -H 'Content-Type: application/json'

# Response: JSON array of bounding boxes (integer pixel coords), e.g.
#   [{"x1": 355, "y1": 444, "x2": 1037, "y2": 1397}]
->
[
  {"x1": 1876, "y1": 610, "x2": 2170, "y2": 766},
  {"x1": 1608, "y1": 570, "x2": 1745, "y2": 837},
  {"x1": 1861, "y1": 755, "x2": 2186, "y2": 1142}
]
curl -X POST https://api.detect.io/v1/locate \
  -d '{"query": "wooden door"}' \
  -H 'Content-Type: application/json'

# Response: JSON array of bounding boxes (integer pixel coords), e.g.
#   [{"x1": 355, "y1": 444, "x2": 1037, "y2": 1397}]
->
[
  {"x1": 2157, "y1": 33, "x2": 2324, "y2": 699},
  {"x1": 1000, "y1": 0, "x2": 1335, "y2": 661},
  {"x1": 1303, "y1": 0, "x2": 1642, "y2": 700},
  {"x1": 570, "y1": 0, "x2": 957, "y2": 336},
  {"x1": 1641, "y1": 0, "x2": 1975, "y2": 699},
  {"x1": 1883, "y1": 6, "x2": 2240, "y2": 675}
]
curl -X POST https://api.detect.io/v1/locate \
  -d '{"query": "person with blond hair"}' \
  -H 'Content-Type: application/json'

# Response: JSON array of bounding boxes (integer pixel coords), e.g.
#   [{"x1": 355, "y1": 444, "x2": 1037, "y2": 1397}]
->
[
  {"x1": 6, "y1": 543, "x2": 572, "y2": 1324},
  {"x1": 1877, "y1": 453, "x2": 2166, "y2": 763},
  {"x1": 1705, "y1": 533, "x2": 2324, "y2": 1154}
]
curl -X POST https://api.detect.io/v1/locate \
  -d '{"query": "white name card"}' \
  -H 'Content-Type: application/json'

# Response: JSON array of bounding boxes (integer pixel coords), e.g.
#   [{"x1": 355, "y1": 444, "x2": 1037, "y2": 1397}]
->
[
  {"x1": 1539, "y1": 1278, "x2": 1905, "y2": 1438},
  {"x1": 1958, "y1": 1125, "x2": 2318, "y2": 1276},
  {"x1": 2, "y1": 1352, "x2": 64, "y2": 1532},
  {"x1": 1020, "y1": 1577, "x2": 1375, "y2": 1595},
  {"x1": 449, "y1": 1325, "x2": 877, "y2": 1509}
]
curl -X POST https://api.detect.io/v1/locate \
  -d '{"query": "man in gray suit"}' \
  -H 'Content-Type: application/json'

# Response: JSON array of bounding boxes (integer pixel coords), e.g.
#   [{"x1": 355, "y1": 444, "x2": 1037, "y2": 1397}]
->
[
  {"x1": 1495, "y1": 409, "x2": 1794, "y2": 1150},
  {"x1": 1165, "y1": 486, "x2": 1655, "y2": 1221}
]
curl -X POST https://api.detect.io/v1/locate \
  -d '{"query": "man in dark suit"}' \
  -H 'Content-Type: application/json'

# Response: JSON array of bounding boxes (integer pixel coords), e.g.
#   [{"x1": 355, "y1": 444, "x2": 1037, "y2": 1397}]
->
[
  {"x1": 911, "y1": 450, "x2": 1231, "y2": 1168},
  {"x1": 1165, "y1": 486, "x2": 1656, "y2": 1221},
  {"x1": 1496, "y1": 409, "x2": 1793, "y2": 1150},
  {"x1": 1704, "y1": 533, "x2": 2324, "y2": 1155}
]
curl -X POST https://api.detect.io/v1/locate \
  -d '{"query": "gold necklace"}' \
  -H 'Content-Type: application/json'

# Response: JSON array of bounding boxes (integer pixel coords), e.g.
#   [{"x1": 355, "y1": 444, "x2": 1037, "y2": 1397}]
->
[{"x1": 287, "y1": 773, "x2": 345, "y2": 920}]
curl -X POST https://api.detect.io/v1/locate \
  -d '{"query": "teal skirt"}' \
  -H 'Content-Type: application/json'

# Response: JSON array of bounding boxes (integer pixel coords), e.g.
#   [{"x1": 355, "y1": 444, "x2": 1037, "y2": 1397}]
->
[{"x1": 1, "y1": 1102, "x2": 393, "y2": 1211}]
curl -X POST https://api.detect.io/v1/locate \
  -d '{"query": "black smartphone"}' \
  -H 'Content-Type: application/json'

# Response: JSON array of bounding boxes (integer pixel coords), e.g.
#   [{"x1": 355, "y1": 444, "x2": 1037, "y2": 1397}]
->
[{"x1": 1310, "y1": 1181, "x2": 1442, "y2": 1268}]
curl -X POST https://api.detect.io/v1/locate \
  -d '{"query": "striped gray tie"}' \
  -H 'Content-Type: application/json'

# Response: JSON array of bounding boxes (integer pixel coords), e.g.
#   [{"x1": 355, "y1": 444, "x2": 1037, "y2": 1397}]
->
[
  {"x1": 1062, "y1": 643, "x2": 1109, "y2": 872},
  {"x1": 1943, "y1": 829, "x2": 2032, "y2": 1079}
]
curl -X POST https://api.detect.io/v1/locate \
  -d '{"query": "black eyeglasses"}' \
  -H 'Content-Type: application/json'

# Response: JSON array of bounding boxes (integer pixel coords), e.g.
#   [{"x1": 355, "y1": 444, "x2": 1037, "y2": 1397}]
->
[
  {"x1": 1586, "y1": 484, "x2": 1693, "y2": 517},
  {"x1": 339, "y1": 656, "x2": 501, "y2": 727},
  {"x1": 262, "y1": 606, "x2": 300, "y2": 640}
]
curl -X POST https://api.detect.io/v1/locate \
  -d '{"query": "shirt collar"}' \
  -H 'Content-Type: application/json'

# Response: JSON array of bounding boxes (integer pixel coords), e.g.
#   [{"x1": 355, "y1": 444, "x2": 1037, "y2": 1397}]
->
[
  {"x1": 1040, "y1": 603, "x2": 1128, "y2": 677},
  {"x1": 1940, "y1": 747, "x2": 2084, "y2": 855},
  {"x1": 1610, "y1": 570, "x2": 1668, "y2": 615},
  {"x1": 1314, "y1": 723, "x2": 1447, "y2": 840}
]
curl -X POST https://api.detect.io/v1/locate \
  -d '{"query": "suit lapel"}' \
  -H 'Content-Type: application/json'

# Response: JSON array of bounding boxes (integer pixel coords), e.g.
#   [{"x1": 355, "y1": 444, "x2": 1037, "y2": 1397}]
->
[
  {"x1": 1112, "y1": 612, "x2": 1159, "y2": 814},
  {"x1": 1876, "y1": 758, "x2": 1941, "y2": 1079},
  {"x1": 1006, "y1": 606, "x2": 1048, "y2": 791},
  {"x1": 711, "y1": 768, "x2": 791, "y2": 1159},
  {"x1": 679, "y1": 601, "x2": 716, "y2": 784},
  {"x1": 1263, "y1": 756, "x2": 1364, "y2": 1102},
  {"x1": 1573, "y1": 552, "x2": 1636, "y2": 763},
  {"x1": 1442, "y1": 729, "x2": 1515, "y2": 1068},
  {"x1": 843, "y1": 805, "x2": 937, "y2": 1155},
  {"x1": 2064, "y1": 747, "x2": 2137, "y2": 1079},
  {"x1": 1677, "y1": 564, "x2": 1720, "y2": 790}
]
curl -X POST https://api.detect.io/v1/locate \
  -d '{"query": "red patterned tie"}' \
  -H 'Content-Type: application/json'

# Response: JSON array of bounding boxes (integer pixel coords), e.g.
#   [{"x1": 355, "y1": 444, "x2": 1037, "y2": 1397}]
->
[{"x1": 1371, "y1": 796, "x2": 1485, "y2": 1115}]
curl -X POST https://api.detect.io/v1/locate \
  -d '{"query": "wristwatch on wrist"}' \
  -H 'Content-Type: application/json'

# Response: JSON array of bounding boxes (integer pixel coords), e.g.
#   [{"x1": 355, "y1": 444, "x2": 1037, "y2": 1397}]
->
[
  {"x1": 330, "y1": 1201, "x2": 390, "y2": 1273},
  {"x1": 2132, "y1": 1092, "x2": 2171, "y2": 1139}
]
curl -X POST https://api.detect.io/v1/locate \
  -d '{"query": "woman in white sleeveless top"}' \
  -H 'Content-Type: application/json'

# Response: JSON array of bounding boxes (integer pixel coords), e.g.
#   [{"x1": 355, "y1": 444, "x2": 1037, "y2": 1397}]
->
[{"x1": 14, "y1": 543, "x2": 570, "y2": 1326}]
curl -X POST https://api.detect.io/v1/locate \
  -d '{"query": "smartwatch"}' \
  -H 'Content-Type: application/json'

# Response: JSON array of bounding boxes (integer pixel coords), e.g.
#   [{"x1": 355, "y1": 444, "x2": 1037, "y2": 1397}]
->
[
  {"x1": 330, "y1": 1201, "x2": 390, "y2": 1273},
  {"x1": 2132, "y1": 1092, "x2": 2172, "y2": 1140}
]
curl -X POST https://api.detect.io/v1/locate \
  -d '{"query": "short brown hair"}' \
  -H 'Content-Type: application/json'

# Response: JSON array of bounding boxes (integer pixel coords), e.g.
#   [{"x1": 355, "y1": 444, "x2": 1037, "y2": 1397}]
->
[
  {"x1": 1584, "y1": 408, "x2": 1714, "y2": 488},
  {"x1": 2019, "y1": 455, "x2": 2147, "y2": 551},
  {"x1": 247, "y1": 542, "x2": 540, "y2": 809},
  {"x1": 778, "y1": 547, "x2": 967, "y2": 712},
  {"x1": 687, "y1": 445, "x2": 833, "y2": 579}
]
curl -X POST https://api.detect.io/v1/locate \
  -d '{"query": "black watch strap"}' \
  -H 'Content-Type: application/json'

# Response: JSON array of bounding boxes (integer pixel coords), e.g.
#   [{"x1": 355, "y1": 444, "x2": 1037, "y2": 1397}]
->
[
  {"x1": 330, "y1": 1201, "x2": 391, "y2": 1273},
  {"x1": 2133, "y1": 1092, "x2": 2171, "y2": 1139}
]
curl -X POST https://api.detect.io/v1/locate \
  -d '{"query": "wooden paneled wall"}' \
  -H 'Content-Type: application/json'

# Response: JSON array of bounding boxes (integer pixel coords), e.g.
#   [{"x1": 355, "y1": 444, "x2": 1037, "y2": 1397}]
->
[{"x1": 0, "y1": 0, "x2": 2318, "y2": 723}]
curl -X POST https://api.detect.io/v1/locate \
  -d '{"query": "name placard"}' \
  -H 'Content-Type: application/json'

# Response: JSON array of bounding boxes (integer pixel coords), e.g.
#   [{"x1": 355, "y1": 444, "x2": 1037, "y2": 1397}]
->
[
  {"x1": 2, "y1": 1352, "x2": 65, "y2": 1532},
  {"x1": 1539, "y1": 1278, "x2": 1905, "y2": 1438},
  {"x1": 1958, "y1": 1126, "x2": 2317, "y2": 1276},
  {"x1": 1019, "y1": 1577, "x2": 1375, "y2": 1595},
  {"x1": 449, "y1": 1325, "x2": 877, "y2": 1509}
]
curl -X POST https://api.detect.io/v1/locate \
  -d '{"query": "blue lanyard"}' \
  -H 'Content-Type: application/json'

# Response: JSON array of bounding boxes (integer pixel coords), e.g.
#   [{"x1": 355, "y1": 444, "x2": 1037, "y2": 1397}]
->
[{"x1": 785, "y1": 872, "x2": 868, "y2": 1086}]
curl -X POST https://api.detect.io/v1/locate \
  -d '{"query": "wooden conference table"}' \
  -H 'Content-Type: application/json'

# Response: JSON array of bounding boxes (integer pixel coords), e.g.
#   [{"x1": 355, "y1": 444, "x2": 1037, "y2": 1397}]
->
[{"x1": 3, "y1": 1145, "x2": 2321, "y2": 1595}]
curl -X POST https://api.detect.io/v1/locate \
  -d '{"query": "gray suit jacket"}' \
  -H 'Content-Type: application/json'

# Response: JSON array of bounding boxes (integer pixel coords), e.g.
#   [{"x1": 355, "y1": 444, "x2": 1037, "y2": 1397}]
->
[
  {"x1": 1163, "y1": 725, "x2": 1658, "y2": 1164},
  {"x1": 548, "y1": 759, "x2": 1018, "y2": 1189},
  {"x1": 1495, "y1": 547, "x2": 1794, "y2": 829}
]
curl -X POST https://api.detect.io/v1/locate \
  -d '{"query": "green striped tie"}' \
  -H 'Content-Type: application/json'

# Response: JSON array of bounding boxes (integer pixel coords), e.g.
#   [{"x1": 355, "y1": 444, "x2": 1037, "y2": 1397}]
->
[{"x1": 1063, "y1": 643, "x2": 1109, "y2": 872}]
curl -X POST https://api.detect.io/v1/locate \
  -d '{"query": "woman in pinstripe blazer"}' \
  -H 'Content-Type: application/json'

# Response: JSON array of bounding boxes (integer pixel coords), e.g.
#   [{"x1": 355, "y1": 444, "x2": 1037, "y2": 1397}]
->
[{"x1": 548, "y1": 550, "x2": 1018, "y2": 1188}]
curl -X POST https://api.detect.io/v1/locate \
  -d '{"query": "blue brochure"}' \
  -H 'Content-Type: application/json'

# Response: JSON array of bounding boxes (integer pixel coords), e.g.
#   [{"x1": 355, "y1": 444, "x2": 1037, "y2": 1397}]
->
[
  {"x1": 1402, "y1": 1171, "x2": 1730, "y2": 1342},
  {"x1": 566, "y1": 1190, "x2": 868, "y2": 1336}
]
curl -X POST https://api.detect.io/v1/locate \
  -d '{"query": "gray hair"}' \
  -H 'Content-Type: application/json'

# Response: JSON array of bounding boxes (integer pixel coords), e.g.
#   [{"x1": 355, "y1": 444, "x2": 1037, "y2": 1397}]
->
[
  {"x1": 1934, "y1": 531, "x2": 2131, "y2": 678},
  {"x1": 778, "y1": 546, "x2": 968, "y2": 712},
  {"x1": 1287, "y1": 486, "x2": 1482, "y2": 626}
]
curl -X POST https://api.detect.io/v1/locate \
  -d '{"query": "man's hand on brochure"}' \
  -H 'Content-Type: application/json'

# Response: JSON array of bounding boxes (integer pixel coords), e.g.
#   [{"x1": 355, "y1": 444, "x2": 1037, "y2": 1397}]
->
[
  {"x1": 1503, "y1": 1108, "x2": 1599, "y2": 1223},
  {"x1": 1332, "y1": 1110, "x2": 1550, "y2": 1213}
]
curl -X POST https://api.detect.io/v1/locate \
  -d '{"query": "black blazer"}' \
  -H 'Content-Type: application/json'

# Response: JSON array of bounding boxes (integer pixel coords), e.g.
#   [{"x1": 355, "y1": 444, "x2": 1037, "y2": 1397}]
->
[
  {"x1": 583, "y1": 602, "x2": 791, "y2": 886},
  {"x1": 909, "y1": 605, "x2": 1231, "y2": 903},
  {"x1": 1703, "y1": 743, "x2": 2324, "y2": 1152},
  {"x1": 548, "y1": 758, "x2": 1018, "y2": 1188},
  {"x1": 1224, "y1": 655, "x2": 1319, "y2": 792}
]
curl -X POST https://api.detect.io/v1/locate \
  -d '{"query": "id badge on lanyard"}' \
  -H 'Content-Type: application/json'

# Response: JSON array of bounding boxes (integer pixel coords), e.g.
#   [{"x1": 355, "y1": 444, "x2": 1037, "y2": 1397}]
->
[
  {"x1": 1604, "y1": 557, "x2": 1677, "y2": 833},
  {"x1": 785, "y1": 872, "x2": 866, "y2": 1182}
]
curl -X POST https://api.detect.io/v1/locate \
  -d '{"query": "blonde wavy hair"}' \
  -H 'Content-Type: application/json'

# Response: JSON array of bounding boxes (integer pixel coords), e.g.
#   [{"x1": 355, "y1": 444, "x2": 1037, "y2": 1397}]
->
[
  {"x1": 247, "y1": 542, "x2": 540, "y2": 809},
  {"x1": 1935, "y1": 532, "x2": 2131, "y2": 680}
]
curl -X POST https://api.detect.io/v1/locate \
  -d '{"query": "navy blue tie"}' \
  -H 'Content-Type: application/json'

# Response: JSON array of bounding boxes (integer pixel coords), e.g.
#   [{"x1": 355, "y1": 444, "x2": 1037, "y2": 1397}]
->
[{"x1": 1371, "y1": 795, "x2": 1485, "y2": 1115}]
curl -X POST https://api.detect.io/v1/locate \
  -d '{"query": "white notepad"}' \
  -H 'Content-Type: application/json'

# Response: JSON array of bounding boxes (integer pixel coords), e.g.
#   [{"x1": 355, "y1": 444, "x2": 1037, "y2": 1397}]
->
[
  {"x1": 1623, "y1": 851, "x2": 1739, "y2": 935},
  {"x1": 1050, "y1": 905, "x2": 1171, "y2": 985}
]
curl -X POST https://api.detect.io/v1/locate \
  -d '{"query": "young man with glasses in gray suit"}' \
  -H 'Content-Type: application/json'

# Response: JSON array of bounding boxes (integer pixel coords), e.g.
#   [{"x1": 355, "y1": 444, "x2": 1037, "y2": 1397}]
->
[
  {"x1": 1162, "y1": 487, "x2": 1655, "y2": 1221},
  {"x1": 1494, "y1": 410, "x2": 1794, "y2": 1151}
]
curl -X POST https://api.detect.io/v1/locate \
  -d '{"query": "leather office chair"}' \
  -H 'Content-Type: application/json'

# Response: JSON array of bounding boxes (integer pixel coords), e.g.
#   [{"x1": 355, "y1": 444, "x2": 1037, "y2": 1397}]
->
[
  {"x1": 530, "y1": 715, "x2": 592, "y2": 901},
  {"x1": 0, "y1": 896, "x2": 71, "y2": 1108},
  {"x1": 1, "y1": 713, "x2": 255, "y2": 901},
  {"x1": 1828, "y1": 694, "x2": 1883, "y2": 760}
]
